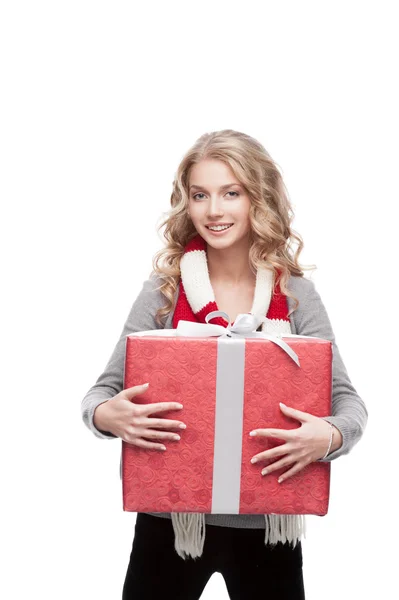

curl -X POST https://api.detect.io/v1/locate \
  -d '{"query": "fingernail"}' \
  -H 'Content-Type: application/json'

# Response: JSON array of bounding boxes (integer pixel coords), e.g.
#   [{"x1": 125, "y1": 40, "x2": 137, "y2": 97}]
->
[
  {"x1": 279, "y1": 402, "x2": 285, "y2": 407},
  {"x1": 142, "y1": 383, "x2": 149, "y2": 388},
  {"x1": 179, "y1": 423, "x2": 187, "y2": 429},
  {"x1": 172, "y1": 435, "x2": 180, "y2": 441},
  {"x1": 249, "y1": 431, "x2": 257, "y2": 436},
  {"x1": 160, "y1": 445, "x2": 166, "y2": 451}
]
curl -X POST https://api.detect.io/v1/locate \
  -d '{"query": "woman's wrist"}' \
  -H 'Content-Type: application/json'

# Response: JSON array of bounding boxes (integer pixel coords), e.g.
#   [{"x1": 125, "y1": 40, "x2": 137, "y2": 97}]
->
[
  {"x1": 330, "y1": 425, "x2": 343, "y2": 453},
  {"x1": 93, "y1": 401, "x2": 111, "y2": 432},
  {"x1": 317, "y1": 423, "x2": 343, "y2": 461}
]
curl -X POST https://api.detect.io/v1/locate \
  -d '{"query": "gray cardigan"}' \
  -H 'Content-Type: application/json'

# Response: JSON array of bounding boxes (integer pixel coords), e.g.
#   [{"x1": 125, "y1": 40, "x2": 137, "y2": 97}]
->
[{"x1": 81, "y1": 273, "x2": 368, "y2": 528}]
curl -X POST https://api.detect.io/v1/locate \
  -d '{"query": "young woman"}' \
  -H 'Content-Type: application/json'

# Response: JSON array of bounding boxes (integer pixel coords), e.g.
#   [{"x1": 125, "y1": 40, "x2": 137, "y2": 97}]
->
[{"x1": 81, "y1": 129, "x2": 368, "y2": 599}]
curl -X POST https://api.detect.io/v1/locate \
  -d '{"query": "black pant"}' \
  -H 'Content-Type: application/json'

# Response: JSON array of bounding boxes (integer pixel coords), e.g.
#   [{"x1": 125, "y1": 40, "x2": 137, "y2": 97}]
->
[{"x1": 122, "y1": 513, "x2": 305, "y2": 599}]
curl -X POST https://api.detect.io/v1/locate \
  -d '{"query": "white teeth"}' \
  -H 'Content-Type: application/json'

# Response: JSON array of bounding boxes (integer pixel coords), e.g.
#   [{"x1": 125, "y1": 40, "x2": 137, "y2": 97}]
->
[{"x1": 207, "y1": 224, "x2": 233, "y2": 231}]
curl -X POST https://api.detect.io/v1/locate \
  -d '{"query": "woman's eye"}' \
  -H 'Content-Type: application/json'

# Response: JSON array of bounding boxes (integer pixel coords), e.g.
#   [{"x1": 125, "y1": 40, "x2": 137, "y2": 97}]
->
[{"x1": 192, "y1": 191, "x2": 238, "y2": 200}]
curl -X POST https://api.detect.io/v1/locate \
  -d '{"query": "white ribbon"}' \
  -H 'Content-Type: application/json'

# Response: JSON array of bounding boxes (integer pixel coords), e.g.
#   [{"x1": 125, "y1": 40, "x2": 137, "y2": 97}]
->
[
  {"x1": 128, "y1": 310, "x2": 309, "y2": 367},
  {"x1": 180, "y1": 311, "x2": 301, "y2": 367}
]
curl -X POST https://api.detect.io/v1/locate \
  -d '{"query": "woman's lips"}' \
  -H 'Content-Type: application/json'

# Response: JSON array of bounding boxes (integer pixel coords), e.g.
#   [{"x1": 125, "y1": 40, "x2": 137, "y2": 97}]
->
[{"x1": 205, "y1": 224, "x2": 234, "y2": 235}]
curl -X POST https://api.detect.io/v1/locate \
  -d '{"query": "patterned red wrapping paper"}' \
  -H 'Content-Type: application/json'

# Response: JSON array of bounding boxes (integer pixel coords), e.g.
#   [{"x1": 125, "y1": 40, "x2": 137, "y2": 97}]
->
[{"x1": 121, "y1": 334, "x2": 332, "y2": 516}]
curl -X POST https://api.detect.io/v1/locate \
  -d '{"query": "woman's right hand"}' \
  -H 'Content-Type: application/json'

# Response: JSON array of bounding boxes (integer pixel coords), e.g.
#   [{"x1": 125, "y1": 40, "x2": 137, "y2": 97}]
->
[{"x1": 93, "y1": 383, "x2": 186, "y2": 450}]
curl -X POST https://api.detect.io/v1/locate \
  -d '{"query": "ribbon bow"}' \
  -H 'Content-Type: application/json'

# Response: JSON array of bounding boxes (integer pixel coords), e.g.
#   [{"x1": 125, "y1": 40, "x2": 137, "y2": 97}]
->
[{"x1": 176, "y1": 310, "x2": 301, "y2": 367}]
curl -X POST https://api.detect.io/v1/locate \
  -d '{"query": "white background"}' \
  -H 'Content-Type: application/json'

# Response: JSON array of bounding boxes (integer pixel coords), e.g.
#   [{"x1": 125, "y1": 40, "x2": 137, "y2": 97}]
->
[{"x1": 1, "y1": 1, "x2": 396, "y2": 598}]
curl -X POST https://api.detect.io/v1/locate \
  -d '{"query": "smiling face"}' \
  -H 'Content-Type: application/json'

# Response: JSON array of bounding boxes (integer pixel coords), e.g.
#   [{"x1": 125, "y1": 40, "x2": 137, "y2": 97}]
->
[{"x1": 187, "y1": 159, "x2": 252, "y2": 250}]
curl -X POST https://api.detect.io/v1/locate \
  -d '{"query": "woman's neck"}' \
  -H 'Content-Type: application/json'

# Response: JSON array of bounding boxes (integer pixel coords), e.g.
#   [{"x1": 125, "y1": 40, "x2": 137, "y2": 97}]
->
[{"x1": 206, "y1": 242, "x2": 255, "y2": 286}]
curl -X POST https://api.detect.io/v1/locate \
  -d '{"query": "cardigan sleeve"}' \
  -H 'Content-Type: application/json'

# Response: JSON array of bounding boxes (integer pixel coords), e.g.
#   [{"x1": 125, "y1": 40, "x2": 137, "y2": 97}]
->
[
  {"x1": 293, "y1": 277, "x2": 368, "y2": 462},
  {"x1": 80, "y1": 273, "x2": 165, "y2": 440}
]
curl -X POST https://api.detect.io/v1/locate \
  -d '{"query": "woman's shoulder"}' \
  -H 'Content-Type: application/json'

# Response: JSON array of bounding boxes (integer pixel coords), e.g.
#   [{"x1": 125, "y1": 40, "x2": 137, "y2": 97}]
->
[
  {"x1": 141, "y1": 272, "x2": 168, "y2": 302},
  {"x1": 286, "y1": 273, "x2": 316, "y2": 300},
  {"x1": 144, "y1": 272, "x2": 180, "y2": 307},
  {"x1": 284, "y1": 274, "x2": 321, "y2": 327}
]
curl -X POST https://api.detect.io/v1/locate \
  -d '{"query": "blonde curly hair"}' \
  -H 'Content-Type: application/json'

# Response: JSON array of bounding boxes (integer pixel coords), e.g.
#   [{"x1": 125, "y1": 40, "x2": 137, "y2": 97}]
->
[{"x1": 151, "y1": 129, "x2": 316, "y2": 326}]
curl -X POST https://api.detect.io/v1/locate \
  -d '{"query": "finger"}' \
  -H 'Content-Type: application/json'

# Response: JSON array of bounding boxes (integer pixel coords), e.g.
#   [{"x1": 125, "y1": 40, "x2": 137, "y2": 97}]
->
[
  {"x1": 260, "y1": 455, "x2": 296, "y2": 475},
  {"x1": 140, "y1": 428, "x2": 181, "y2": 441},
  {"x1": 277, "y1": 460, "x2": 308, "y2": 483},
  {"x1": 127, "y1": 437, "x2": 167, "y2": 451},
  {"x1": 250, "y1": 428, "x2": 295, "y2": 440},
  {"x1": 146, "y1": 418, "x2": 186, "y2": 430},
  {"x1": 251, "y1": 443, "x2": 292, "y2": 463},
  {"x1": 123, "y1": 383, "x2": 151, "y2": 399},
  {"x1": 279, "y1": 402, "x2": 312, "y2": 422},
  {"x1": 143, "y1": 402, "x2": 184, "y2": 415}
]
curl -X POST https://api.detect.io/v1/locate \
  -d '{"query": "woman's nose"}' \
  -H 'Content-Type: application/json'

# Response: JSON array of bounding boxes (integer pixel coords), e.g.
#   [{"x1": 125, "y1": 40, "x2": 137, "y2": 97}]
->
[{"x1": 207, "y1": 200, "x2": 224, "y2": 217}]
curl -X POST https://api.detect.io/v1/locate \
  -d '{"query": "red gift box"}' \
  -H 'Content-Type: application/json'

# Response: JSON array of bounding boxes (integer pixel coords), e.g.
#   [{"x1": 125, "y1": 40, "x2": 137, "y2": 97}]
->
[{"x1": 121, "y1": 317, "x2": 332, "y2": 516}]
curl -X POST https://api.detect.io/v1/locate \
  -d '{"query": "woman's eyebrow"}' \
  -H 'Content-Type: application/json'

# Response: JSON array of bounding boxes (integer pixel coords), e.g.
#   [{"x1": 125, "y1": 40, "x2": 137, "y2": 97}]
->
[{"x1": 190, "y1": 183, "x2": 242, "y2": 191}]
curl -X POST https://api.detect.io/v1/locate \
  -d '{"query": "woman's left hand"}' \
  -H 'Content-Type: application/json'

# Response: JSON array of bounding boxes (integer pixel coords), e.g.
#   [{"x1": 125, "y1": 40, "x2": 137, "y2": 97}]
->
[{"x1": 249, "y1": 403, "x2": 339, "y2": 483}]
